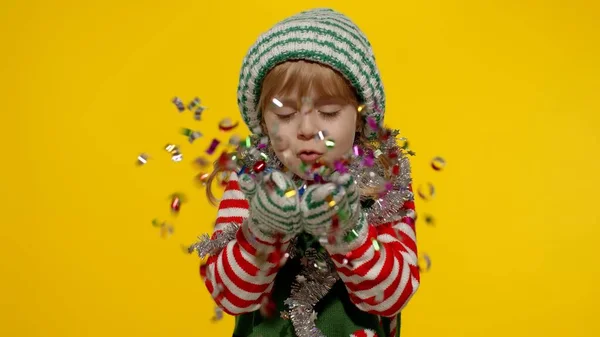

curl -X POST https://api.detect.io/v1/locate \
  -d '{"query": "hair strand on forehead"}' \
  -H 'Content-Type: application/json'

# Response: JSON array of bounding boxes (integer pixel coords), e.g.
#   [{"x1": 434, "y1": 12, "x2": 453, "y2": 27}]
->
[{"x1": 257, "y1": 60, "x2": 360, "y2": 115}]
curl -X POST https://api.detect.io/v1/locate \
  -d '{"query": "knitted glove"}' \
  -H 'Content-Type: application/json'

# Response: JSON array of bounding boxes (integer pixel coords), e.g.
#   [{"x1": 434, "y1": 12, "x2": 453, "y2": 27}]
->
[
  {"x1": 238, "y1": 170, "x2": 302, "y2": 242},
  {"x1": 300, "y1": 172, "x2": 363, "y2": 246}
]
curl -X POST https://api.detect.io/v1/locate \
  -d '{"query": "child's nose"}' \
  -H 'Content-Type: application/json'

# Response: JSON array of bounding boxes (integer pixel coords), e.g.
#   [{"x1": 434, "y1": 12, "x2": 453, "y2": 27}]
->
[{"x1": 297, "y1": 112, "x2": 318, "y2": 140}]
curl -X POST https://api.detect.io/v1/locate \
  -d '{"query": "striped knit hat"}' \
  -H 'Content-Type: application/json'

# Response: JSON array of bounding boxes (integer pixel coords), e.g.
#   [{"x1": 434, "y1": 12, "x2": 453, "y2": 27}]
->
[{"x1": 237, "y1": 8, "x2": 385, "y2": 139}]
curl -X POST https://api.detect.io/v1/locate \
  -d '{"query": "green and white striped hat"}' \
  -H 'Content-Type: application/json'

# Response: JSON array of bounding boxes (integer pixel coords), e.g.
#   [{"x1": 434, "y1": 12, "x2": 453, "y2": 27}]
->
[{"x1": 237, "y1": 8, "x2": 385, "y2": 139}]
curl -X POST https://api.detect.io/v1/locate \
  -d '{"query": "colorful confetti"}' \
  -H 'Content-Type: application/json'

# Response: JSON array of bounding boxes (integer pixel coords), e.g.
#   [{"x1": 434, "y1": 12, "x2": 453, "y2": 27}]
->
[
  {"x1": 181, "y1": 128, "x2": 203, "y2": 143},
  {"x1": 418, "y1": 254, "x2": 432, "y2": 272},
  {"x1": 417, "y1": 183, "x2": 436, "y2": 201},
  {"x1": 194, "y1": 156, "x2": 210, "y2": 167},
  {"x1": 169, "y1": 193, "x2": 186, "y2": 214},
  {"x1": 137, "y1": 153, "x2": 149, "y2": 165},
  {"x1": 229, "y1": 135, "x2": 241, "y2": 146},
  {"x1": 424, "y1": 214, "x2": 435, "y2": 226},
  {"x1": 165, "y1": 144, "x2": 178, "y2": 153},
  {"x1": 206, "y1": 138, "x2": 220, "y2": 155},
  {"x1": 272, "y1": 98, "x2": 283, "y2": 108},
  {"x1": 171, "y1": 152, "x2": 183, "y2": 162},
  {"x1": 194, "y1": 107, "x2": 205, "y2": 120},
  {"x1": 172, "y1": 97, "x2": 185, "y2": 112},
  {"x1": 152, "y1": 219, "x2": 174, "y2": 239},
  {"x1": 431, "y1": 156, "x2": 446, "y2": 171},
  {"x1": 211, "y1": 306, "x2": 224, "y2": 322},
  {"x1": 219, "y1": 118, "x2": 239, "y2": 131},
  {"x1": 316, "y1": 130, "x2": 328, "y2": 141},
  {"x1": 187, "y1": 97, "x2": 201, "y2": 111}
]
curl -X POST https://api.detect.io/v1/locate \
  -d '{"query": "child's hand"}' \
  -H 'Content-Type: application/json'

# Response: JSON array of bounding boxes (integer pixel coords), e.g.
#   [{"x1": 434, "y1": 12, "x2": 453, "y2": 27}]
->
[
  {"x1": 239, "y1": 171, "x2": 302, "y2": 241},
  {"x1": 300, "y1": 172, "x2": 361, "y2": 243}
]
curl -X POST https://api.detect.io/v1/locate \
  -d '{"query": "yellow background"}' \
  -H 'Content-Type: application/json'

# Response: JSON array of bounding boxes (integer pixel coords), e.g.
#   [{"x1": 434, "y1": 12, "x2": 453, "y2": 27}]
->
[{"x1": 1, "y1": 0, "x2": 599, "y2": 336}]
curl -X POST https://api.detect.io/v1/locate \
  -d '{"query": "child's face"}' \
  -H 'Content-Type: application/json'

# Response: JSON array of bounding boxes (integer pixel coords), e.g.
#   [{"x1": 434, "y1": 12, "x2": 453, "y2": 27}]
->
[{"x1": 263, "y1": 90, "x2": 358, "y2": 179}]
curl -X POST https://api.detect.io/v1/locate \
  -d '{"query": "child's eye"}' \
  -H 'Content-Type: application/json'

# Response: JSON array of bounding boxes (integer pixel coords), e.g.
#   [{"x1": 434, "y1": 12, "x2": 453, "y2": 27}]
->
[
  {"x1": 275, "y1": 113, "x2": 295, "y2": 121},
  {"x1": 319, "y1": 110, "x2": 341, "y2": 119}
]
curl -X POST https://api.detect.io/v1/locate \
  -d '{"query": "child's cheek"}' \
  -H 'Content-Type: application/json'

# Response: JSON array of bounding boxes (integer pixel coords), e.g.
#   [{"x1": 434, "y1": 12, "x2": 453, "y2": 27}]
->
[{"x1": 272, "y1": 133, "x2": 289, "y2": 152}]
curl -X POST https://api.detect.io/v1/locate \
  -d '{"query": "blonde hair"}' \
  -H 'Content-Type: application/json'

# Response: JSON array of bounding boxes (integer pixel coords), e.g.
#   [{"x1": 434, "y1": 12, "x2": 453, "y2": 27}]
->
[{"x1": 206, "y1": 60, "x2": 389, "y2": 205}]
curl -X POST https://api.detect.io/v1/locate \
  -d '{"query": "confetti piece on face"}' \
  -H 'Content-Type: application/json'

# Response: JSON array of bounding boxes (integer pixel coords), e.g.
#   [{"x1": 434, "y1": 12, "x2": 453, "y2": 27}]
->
[
  {"x1": 172, "y1": 97, "x2": 185, "y2": 112},
  {"x1": 418, "y1": 254, "x2": 432, "y2": 272},
  {"x1": 137, "y1": 153, "x2": 149, "y2": 165},
  {"x1": 272, "y1": 98, "x2": 283, "y2": 108},
  {"x1": 417, "y1": 183, "x2": 436, "y2": 201},
  {"x1": 218, "y1": 118, "x2": 239, "y2": 131},
  {"x1": 325, "y1": 139, "x2": 335, "y2": 149},
  {"x1": 206, "y1": 139, "x2": 220, "y2": 155},
  {"x1": 431, "y1": 156, "x2": 446, "y2": 171},
  {"x1": 316, "y1": 130, "x2": 328, "y2": 141}
]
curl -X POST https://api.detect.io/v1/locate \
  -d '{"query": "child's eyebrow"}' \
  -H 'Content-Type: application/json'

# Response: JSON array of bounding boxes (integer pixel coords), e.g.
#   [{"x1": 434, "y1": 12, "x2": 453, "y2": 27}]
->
[
  {"x1": 313, "y1": 96, "x2": 344, "y2": 105},
  {"x1": 271, "y1": 97, "x2": 297, "y2": 108}
]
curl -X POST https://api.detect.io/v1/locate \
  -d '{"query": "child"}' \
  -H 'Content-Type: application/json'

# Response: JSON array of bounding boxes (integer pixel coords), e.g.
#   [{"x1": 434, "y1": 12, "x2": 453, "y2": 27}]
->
[{"x1": 190, "y1": 8, "x2": 420, "y2": 337}]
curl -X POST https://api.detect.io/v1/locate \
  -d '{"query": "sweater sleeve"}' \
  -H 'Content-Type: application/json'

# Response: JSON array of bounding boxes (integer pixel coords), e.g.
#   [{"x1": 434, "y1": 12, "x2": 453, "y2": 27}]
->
[
  {"x1": 200, "y1": 172, "x2": 290, "y2": 316},
  {"x1": 322, "y1": 184, "x2": 420, "y2": 318}
]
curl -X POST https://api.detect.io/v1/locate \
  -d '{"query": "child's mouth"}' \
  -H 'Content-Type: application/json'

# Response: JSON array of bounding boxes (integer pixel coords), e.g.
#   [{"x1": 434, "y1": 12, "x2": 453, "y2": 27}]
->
[{"x1": 297, "y1": 151, "x2": 322, "y2": 163}]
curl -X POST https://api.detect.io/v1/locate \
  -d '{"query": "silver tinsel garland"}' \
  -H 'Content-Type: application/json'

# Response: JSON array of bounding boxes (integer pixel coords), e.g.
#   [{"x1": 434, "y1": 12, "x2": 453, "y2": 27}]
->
[
  {"x1": 282, "y1": 247, "x2": 339, "y2": 337},
  {"x1": 187, "y1": 222, "x2": 240, "y2": 258}
]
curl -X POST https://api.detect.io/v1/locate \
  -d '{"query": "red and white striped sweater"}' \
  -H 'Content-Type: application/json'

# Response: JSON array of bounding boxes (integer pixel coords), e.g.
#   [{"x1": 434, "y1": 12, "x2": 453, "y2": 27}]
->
[{"x1": 201, "y1": 172, "x2": 420, "y2": 335}]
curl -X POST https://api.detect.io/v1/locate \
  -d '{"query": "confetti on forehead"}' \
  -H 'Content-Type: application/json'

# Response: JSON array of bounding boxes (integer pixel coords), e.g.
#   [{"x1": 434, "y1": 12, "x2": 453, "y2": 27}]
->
[{"x1": 272, "y1": 98, "x2": 283, "y2": 108}]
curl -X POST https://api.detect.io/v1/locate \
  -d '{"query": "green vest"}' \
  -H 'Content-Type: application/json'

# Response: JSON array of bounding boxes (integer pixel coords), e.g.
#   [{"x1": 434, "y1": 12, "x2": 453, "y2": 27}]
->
[{"x1": 232, "y1": 234, "x2": 401, "y2": 337}]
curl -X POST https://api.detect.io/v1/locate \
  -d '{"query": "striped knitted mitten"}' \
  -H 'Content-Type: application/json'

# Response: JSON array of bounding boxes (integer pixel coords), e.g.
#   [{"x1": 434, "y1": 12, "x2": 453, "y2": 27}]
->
[
  {"x1": 238, "y1": 171, "x2": 302, "y2": 242},
  {"x1": 300, "y1": 172, "x2": 363, "y2": 246}
]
